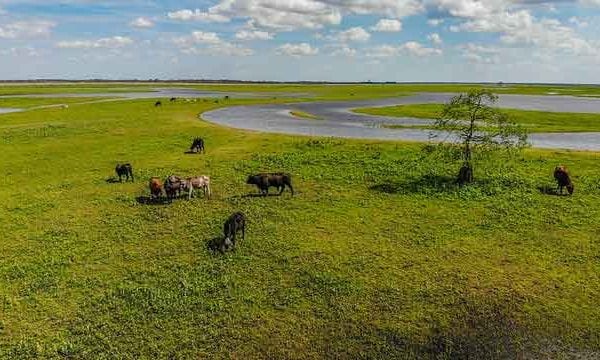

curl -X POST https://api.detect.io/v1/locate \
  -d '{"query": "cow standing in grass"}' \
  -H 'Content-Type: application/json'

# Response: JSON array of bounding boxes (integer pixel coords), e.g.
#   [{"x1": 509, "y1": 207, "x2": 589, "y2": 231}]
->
[
  {"x1": 183, "y1": 176, "x2": 211, "y2": 200},
  {"x1": 155, "y1": 101, "x2": 162, "y2": 107},
  {"x1": 221, "y1": 212, "x2": 246, "y2": 252},
  {"x1": 115, "y1": 163, "x2": 134, "y2": 182},
  {"x1": 554, "y1": 166, "x2": 574, "y2": 195},
  {"x1": 149, "y1": 177, "x2": 163, "y2": 199},
  {"x1": 246, "y1": 173, "x2": 294, "y2": 196},
  {"x1": 190, "y1": 138, "x2": 205, "y2": 154},
  {"x1": 165, "y1": 175, "x2": 184, "y2": 200}
]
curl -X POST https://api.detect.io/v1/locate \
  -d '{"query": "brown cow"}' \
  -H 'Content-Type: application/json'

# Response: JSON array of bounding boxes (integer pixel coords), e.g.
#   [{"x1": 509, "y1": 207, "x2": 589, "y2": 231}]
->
[
  {"x1": 149, "y1": 177, "x2": 163, "y2": 198},
  {"x1": 554, "y1": 166, "x2": 574, "y2": 195}
]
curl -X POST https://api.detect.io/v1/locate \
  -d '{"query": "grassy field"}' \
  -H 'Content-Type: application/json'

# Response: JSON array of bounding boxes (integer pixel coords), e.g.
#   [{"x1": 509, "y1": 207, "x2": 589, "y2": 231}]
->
[
  {"x1": 355, "y1": 103, "x2": 600, "y2": 133},
  {"x1": 0, "y1": 97, "x2": 112, "y2": 109},
  {"x1": 0, "y1": 91, "x2": 599, "y2": 358},
  {"x1": 2, "y1": 82, "x2": 600, "y2": 99}
]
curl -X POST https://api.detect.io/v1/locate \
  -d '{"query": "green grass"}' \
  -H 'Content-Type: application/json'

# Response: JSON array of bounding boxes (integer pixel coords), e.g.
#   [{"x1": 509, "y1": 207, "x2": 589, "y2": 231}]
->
[
  {"x1": 355, "y1": 103, "x2": 600, "y2": 133},
  {"x1": 0, "y1": 97, "x2": 111, "y2": 109},
  {"x1": 290, "y1": 109, "x2": 321, "y2": 120},
  {"x1": 3, "y1": 82, "x2": 600, "y2": 99},
  {"x1": 0, "y1": 94, "x2": 599, "y2": 358}
]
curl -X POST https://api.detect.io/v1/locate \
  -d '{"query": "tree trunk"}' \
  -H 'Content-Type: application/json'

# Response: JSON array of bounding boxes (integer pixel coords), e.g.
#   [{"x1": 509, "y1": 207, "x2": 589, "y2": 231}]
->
[{"x1": 457, "y1": 163, "x2": 474, "y2": 185}]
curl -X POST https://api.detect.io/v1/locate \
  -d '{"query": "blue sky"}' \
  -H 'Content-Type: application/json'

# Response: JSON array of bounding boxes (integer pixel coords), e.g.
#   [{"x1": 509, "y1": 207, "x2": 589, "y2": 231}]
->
[{"x1": 0, "y1": 0, "x2": 599, "y2": 82}]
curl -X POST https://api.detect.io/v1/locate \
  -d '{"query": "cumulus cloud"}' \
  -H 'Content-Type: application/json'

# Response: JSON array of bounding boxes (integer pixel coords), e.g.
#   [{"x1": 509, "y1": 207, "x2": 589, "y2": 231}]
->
[
  {"x1": 167, "y1": 9, "x2": 229, "y2": 23},
  {"x1": 329, "y1": 44, "x2": 357, "y2": 57},
  {"x1": 0, "y1": 20, "x2": 55, "y2": 39},
  {"x1": 182, "y1": 43, "x2": 254, "y2": 56},
  {"x1": 368, "y1": 41, "x2": 442, "y2": 57},
  {"x1": 167, "y1": 0, "x2": 423, "y2": 31},
  {"x1": 130, "y1": 17, "x2": 154, "y2": 28},
  {"x1": 234, "y1": 29, "x2": 273, "y2": 40},
  {"x1": 459, "y1": 43, "x2": 500, "y2": 64},
  {"x1": 277, "y1": 43, "x2": 319, "y2": 57},
  {"x1": 427, "y1": 33, "x2": 442, "y2": 45},
  {"x1": 173, "y1": 31, "x2": 222, "y2": 47},
  {"x1": 329, "y1": 27, "x2": 371, "y2": 42},
  {"x1": 56, "y1": 36, "x2": 134, "y2": 49},
  {"x1": 371, "y1": 19, "x2": 402, "y2": 32}
]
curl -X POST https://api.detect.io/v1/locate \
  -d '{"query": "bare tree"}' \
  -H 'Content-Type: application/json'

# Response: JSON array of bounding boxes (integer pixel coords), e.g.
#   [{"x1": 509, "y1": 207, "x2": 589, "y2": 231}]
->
[{"x1": 432, "y1": 89, "x2": 528, "y2": 184}]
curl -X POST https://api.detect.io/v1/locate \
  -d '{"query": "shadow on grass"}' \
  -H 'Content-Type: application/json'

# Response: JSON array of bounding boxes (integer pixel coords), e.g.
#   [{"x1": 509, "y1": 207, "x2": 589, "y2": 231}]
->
[
  {"x1": 183, "y1": 150, "x2": 204, "y2": 155},
  {"x1": 538, "y1": 185, "x2": 572, "y2": 197},
  {"x1": 370, "y1": 174, "x2": 458, "y2": 195},
  {"x1": 135, "y1": 196, "x2": 171, "y2": 206},
  {"x1": 105, "y1": 177, "x2": 121, "y2": 184}
]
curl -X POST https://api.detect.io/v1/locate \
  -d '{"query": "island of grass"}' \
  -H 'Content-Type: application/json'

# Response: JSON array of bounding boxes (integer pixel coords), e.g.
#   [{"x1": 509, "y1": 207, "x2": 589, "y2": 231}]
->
[
  {"x1": 354, "y1": 103, "x2": 600, "y2": 133},
  {"x1": 289, "y1": 109, "x2": 321, "y2": 120},
  {"x1": 0, "y1": 85, "x2": 599, "y2": 358}
]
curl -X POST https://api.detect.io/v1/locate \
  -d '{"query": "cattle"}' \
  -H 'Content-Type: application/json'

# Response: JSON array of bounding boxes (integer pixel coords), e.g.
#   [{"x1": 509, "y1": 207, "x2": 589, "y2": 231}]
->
[
  {"x1": 115, "y1": 163, "x2": 134, "y2": 182},
  {"x1": 246, "y1": 173, "x2": 294, "y2": 196},
  {"x1": 170, "y1": 97, "x2": 177, "y2": 102},
  {"x1": 155, "y1": 101, "x2": 162, "y2": 107},
  {"x1": 554, "y1": 166, "x2": 574, "y2": 195},
  {"x1": 183, "y1": 176, "x2": 211, "y2": 200},
  {"x1": 149, "y1": 177, "x2": 163, "y2": 198},
  {"x1": 190, "y1": 138, "x2": 205, "y2": 154},
  {"x1": 164, "y1": 175, "x2": 184, "y2": 200},
  {"x1": 221, "y1": 212, "x2": 246, "y2": 252}
]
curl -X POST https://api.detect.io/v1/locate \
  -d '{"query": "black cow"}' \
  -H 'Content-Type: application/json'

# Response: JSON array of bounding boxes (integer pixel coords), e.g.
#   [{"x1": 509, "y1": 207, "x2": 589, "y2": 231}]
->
[
  {"x1": 221, "y1": 212, "x2": 246, "y2": 252},
  {"x1": 115, "y1": 163, "x2": 134, "y2": 182},
  {"x1": 155, "y1": 101, "x2": 162, "y2": 107},
  {"x1": 190, "y1": 138, "x2": 205, "y2": 154},
  {"x1": 246, "y1": 173, "x2": 294, "y2": 196},
  {"x1": 170, "y1": 97, "x2": 177, "y2": 102}
]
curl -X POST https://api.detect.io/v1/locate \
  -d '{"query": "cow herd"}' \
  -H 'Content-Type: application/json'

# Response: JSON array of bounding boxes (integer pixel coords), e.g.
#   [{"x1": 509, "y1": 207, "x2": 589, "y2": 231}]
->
[{"x1": 115, "y1": 137, "x2": 294, "y2": 254}]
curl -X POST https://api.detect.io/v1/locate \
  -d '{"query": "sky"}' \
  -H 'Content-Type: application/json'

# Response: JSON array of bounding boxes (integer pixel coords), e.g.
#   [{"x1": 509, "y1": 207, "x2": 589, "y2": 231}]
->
[{"x1": 0, "y1": 0, "x2": 599, "y2": 82}]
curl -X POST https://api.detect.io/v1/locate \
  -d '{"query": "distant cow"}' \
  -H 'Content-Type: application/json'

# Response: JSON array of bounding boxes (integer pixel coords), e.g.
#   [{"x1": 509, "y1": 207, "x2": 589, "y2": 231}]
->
[
  {"x1": 115, "y1": 163, "x2": 134, "y2": 182},
  {"x1": 190, "y1": 138, "x2": 205, "y2": 154},
  {"x1": 164, "y1": 175, "x2": 184, "y2": 199},
  {"x1": 183, "y1": 176, "x2": 211, "y2": 200},
  {"x1": 149, "y1": 177, "x2": 163, "y2": 198},
  {"x1": 554, "y1": 166, "x2": 574, "y2": 195},
  {"x1": 221, "y1": 212, "x2": 246, "y2": 252},
  {"x1": 170, "y1": 97, "x2": 177, "y2": 102},
  {"x1": 155, "y1": 101, "x2": 162, "y2": 107},
  {"x1": 246, "y1": 173, "x2": 294, "y2": 196}
]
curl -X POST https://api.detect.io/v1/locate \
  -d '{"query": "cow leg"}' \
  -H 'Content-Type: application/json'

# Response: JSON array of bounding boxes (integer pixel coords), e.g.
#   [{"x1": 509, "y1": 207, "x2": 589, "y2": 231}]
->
[
  {"x1": 242, "y1": 224, "x2": 245, "y2": 242},
  {"x1": 288, "y1": 183, "x2": 294, "y2": 196}
]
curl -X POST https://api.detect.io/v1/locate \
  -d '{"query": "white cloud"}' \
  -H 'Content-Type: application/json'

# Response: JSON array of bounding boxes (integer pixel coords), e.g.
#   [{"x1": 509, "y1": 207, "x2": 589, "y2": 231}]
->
[
  {"x1": 368, "y1": 41, "x2": 442, "y2": 57},
  {"x1": 568, "y1": 16, "x2": 588, "y2": 28},
  {"x1": 427, "y1": 18, "x2": 443, "y2": 26},
  {"x1": 166, "y1": 0, "x2": 423, "y2": 32},
  {"x1": 277, "y1": 43, "x2": 319, "y2": 57},
  {"x1": 182, "y1": 43, "x2": 254, "y2": 56},
  {"x1": 371, "y1": 19, "x2": 402, "y2": 32},
  {"x1": 427, "y1": 33, "x2": 442, "y2": 45},
  {"x1": 56, "y1": 36, "x2": 134, "y2": 49},
  {"x1": 234, "y1": 29, "x2": 274, "y2": 40},
  {"x1": 130, "y1": 17, "x2": 154, "y2": 28},
  {"x1": 459, "y1": 43, "x2": 500, "y2": 64},
  {"x1": 174, "y1": 31, "x2": 222, "y2": 47},
  {"x1": 329, "y1": 45, "x2": 357, "y2": 57},
  {"x1": 330, "y1": 27, "x2": 370, "y2": 42},
  {"x1": 0, "y1": 20, "x2": 55, "y2": 39},
  {"x1": 167, "y1": 9, "x2": 230, "y2": 23}
]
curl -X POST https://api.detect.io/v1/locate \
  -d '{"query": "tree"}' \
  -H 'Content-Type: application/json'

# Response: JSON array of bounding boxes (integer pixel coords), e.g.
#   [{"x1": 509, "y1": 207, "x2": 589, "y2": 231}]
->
[{"x1": 431, "y1": 89, "x2": 528, "y2": 184}]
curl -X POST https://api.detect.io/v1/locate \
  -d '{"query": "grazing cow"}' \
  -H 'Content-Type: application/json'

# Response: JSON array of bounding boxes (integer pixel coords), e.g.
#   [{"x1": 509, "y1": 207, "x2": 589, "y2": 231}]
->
[
  {"x1": 164, "y1": 175, "x2": 184, "y2": 199},
  {"x1": 155, "y1": 101, "x2": 162, "y2": 107},
  {"x1": 149, "y1": 177, "x2": 163, "y2": 198},
  {"x1": 115, "y1": 163, "x2": 134, "y2": 182},
  {"x1": 246, "y1": 173, "x2": 294, "y2": 196},
  {"x1": 183, "y1": 176, "x2": 211, "y2": 200},
  {"x1": 222, "y1": 212, "x2": 246, "y2": 252},
  {"x1": 554, "y1": 166, "x2": 574, "y2": 195},
  {"x1": 170, "y1": 97, "x2": 177, "y2": 102},
  {"x1": 190, "y1": 138, "x2": 205, "y2": 154}
]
